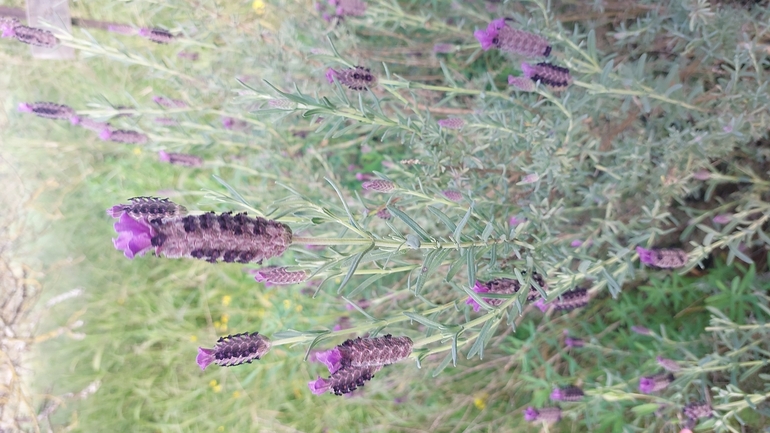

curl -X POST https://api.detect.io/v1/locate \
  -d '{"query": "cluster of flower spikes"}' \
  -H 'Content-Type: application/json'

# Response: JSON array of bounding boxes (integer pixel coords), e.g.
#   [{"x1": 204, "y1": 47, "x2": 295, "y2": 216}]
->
[
  {"x1": 1, "y1": 16, "x2": 59, "y2": 47},
  {"x1": 473, "y1": 17, "x2": 572, "y2": 91},
  {"x1": 17, "y1": 101, "x2": 150, "y2": 144},
  {"x1": 107, "y1": 197, "x2": 293, "y2": 264},
  {"x1": 465, "y1": 272, "x2": 590, "y2": 314},
  {"x1": 326, "y1": 65, "x2": 378, "y2": 91},
  {"x1": 309, "y1": 334, "x2": 414, "y2": 395},
  {"x1": 196, "y1": 332, "x2": 271, "y2": 370}
]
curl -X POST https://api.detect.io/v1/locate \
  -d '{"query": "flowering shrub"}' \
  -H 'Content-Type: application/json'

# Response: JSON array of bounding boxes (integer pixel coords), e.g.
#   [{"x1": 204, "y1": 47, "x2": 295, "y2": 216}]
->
[{"x1": 6, "y1": 0, "x2": 770, "y2": 431}]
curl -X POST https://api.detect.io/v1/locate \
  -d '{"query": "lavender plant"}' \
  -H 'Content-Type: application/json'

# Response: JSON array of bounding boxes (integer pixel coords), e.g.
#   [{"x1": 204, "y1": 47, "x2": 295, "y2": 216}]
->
[{"x1": 6, "y1": 0, "x2": 770, "y2": 431}]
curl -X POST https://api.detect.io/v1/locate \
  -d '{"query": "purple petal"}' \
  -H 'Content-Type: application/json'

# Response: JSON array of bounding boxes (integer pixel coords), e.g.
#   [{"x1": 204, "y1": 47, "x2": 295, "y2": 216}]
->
[
  {"x1": 112, "y1": 213, "x2": 154, "y2": 259},
  {"x1": 534, "y1": 298, "x2": 551, "y2": 312},
  {"x1": 196, "y1": 347, "x2": 215, "y2": 370},
  {"x1": 638, "y1": 377, "x2": 654, "y2": 394},
  {"x1": 158, "y1": 150, "x2": 171, "y2": 162},
  {"x1": 524, "y1": 407, "x2": 538, "y2": 422},
  {"x1": 107, "y1": 205, "x2": 125, "y2": 218},
  {"x1": 17, "y1": 103, "x2": 32, "y2": 113},
  {"x1": 315, "y1": 347, "x2": 343, "y2": 374},
  {"x1": 325, "y1": 68, "x2": 337, "y2": 84},
  {"x1": 635, "y1": 246, "x2": 654, "y2": 265},
  {"x1": 521, "y1": 62, "x2": 536, "y2": 79},
  {"x1": 474, "y1": 29, "x2": 495, "y2": 51},
  {"x1": 308, "y1": 376, "x2": 330, "y2": 395},
  {"x1": 99, "y1": 129, "x2": 112, "y2": 140}
]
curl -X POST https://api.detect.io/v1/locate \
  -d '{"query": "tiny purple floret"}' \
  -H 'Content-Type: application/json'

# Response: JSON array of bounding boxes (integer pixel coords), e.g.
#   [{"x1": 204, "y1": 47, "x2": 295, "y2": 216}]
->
[
  {"x1": 308, "y1": 376, "x2": 331, "y2": 395},
  {"x1": 524, "y1": 407, "x2": 538, "y2": 422},
  {"x1": 196, "y1": 347, "x2": 216, "y2": 370},
  {"x1": 465, "y1": 280, "x2": 489, "y2": 312}
]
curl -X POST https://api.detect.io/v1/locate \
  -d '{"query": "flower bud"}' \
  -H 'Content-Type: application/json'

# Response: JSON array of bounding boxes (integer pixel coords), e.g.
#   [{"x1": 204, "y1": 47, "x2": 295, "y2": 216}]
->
[
  {"x1": 683, "y1": 402, "x2": 712, "y2": 420},
  {"x1": 250, "y1": 266, "x2": 307, "y2": 286},
  {"x1": 466, "y1": 273, "x2": 548, "y2": 312},
  {"x1": 362, "y1": 180, "x2": 396, "y2": 192},
  {"x1": 638, "y1": 373, "x2": 674, "y2": 394},
  {"x1": 552, "y1": 287, "x2": 589, "y2": 311},
  {"x1": 138, "y1": 27, "x2": 174, "y2": 44},
  {"x1": 521, "y1": 62, "x2": 572, "y2": 90},
  {"x1": 196, "y1": 332, "x2": 271, "y2": 370},
  {"x1": 158, "y1": 151, "x2": 203, "y2": 167},
  {"x1": 437, "y1": 118, "x2": 465, "y2": 130},
  {"x1": 524, "y1": 406, "x2": 561, "y2": 423},
  {"x1": 18, "y1": 102, "x2": 75, "y2": 120},
  {"x1": 326, "y1": 66, "x2": 377, "y2": 91},
  {"x1": 441, "y1": 190, "x2": 463, "y2": 202},
  {"x1": 308, "y1": 365, "x2": 382, "y2": 396},
  {"x1": 12, "y1": 25, "x2": 59, "y2": 47},
  {"x1": 107, "y1": 197, "x2": 187, "y2": 219},
  {"x1": 656, "y1": 356, "x2": 681, "y2": 372},
  {"x1": 508, "y1": 75, "x2": 535, "y2": 92},
  {"x1": 550, "y1": 386, "x2": 584, "y2": 402},
  {"x1": 474, "y1": 18, "x2": 551, "y2": 57},
  {"x1": 315, "y1": 335, "x2": 413, "y2": 374},
  {"x1": 636, "y1": 247, "x2": 688, "y2": 269},
  {"x1": 99, "y1": 129, "x2": 149, "y2": 144}
]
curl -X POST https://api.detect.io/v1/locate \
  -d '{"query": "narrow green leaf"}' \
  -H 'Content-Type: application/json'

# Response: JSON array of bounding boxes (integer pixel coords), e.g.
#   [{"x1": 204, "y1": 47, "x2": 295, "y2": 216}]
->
[
  {"x1": 337, "y1": 245, "x2": 374, "y2": 294},
  {"x1": 427, "y1": 206, "x2": 457, "y2": 232},
  {"x1": 403, "y1": 312, "x2": 445, "y2": 330},
  {"x1": 387, "y1": 206, "x2": 432, "y2": 241},
  {"x1": 453, "y1": 205, "x2": 473, "y2": 241}
]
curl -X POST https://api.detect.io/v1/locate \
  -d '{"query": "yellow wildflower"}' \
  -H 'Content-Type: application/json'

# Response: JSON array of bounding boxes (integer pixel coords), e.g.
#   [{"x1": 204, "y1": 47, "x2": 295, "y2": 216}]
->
[
  {"x1": 283, "y1": 299, "x2": 291, "y2": 309},
  {"x1": 222, "y1": 295, "x2": 232, "y2": 307},
  {"x1": 252, "y1": 0, "x2": 266, "y2": 15},
  {"x1": 190, "y1": 335, "x2": 198, "y2": 342},
  {"x1": 295, "y1": 305, "x2": 303, "y2": 313},
  {"x1": 133, "y1": 147, "x2": 142, "y2": 155},
  {"x1": 473, "y1": 393, "x2": 487, "y2": 410}
]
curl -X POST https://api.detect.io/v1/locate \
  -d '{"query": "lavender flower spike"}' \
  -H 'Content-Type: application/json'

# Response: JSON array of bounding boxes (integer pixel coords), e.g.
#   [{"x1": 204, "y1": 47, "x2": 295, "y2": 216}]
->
[
  {"x1": 138, "y1": 27, "x2": 175, "y2": 44},
  {"x1": 250, "y1": 266, "x2": 307, "y2": 286},
  {"x1": 467, "y1": 274, "x2": 549, "y2": 312},
  {"x1": 656, "y1": 356, "x2": 681, "y2": 372},
  {"x1": 107, "y1": 197, "x2": 187, "y2": 220},
  {"x1": 11, "y1": 25, "x2": 59, "y2": 47},
  {"x1": 148, "y1": 211, "x2": 293, "y2": 264},
  {"x1": 522, "y1": 62, "x2": 572, "y2": 90},
  {"x1": 636, "y1": 246, "x2": 688, "y2": 269},
  {"x1": 552, "y1": 288, "x2": 589, "y2": 311},
  {"x1": 326, "y1": 66, "x2": 377, "y2": 91},
  {"x1": 442, "y1": 190, "x2": 463, "y2": 202},
  {"x1": 158, "y1": 151, "x2": 203, "y2": 167},
  {"x1": 309, "y1": 365, "x2": 382, "y2": 396},
  {"x1": 508, "y1": 75, "x2": 535, "y2": 92},
  {"x1": 683, "y1": 402, "x2": 712, "y2": 420},
  {"x1": 550, "y1": 386, "x2": 584, "y2": 402},
  {"x1": 437, "y1": 118, "x2": 465, "y2": 130},
  {"x1": 336, "y1": 335, "x2": 414, "y2": 368},
  {"x1": 196, "y1": 332, "x2": 271, "y2": 370},
  {"x1": 70, "y1": 116, "x2": 111, "y2": 132},
  {"x1": 18, "y1": 102, "x2": 75, "y2": 120},
  {"x1": 99, "y1": 129, "x2": 149, "y2": 144},
  {"x1": 564, "y1": 337, "x2": 584, "y2": 348},
  {"x1": 475, "y1": 18, "x2": 551, "y2": 57},
  {"x1": 328, "y1": 0, "x2": 366, "y2": 17},
  {"x1": 638, "y1": 373, "x2": 674, "y2": 394},
  {"x1": 362, "y1": 180, "x2": 396, "y2": 192},
  {"x1": 524, "y1": 407, "x2": 562, "y2": 423}
]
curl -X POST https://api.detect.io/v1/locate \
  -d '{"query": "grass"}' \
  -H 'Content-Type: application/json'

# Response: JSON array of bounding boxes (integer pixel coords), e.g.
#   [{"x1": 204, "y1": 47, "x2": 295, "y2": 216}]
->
[{"x1": 2, "y1": 0, "x2": 770, "y2": 431}]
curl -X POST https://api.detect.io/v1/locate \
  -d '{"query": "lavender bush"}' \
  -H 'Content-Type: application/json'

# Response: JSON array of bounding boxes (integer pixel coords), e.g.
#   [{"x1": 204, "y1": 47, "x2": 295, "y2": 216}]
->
[{"x1": 4, "y1": 0, "x2": 770, "y2": 431}]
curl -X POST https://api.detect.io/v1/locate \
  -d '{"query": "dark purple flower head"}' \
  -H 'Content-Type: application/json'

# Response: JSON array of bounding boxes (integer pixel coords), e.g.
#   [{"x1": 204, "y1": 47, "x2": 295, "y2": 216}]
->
[
  {"x1": 151, "y1": 212, "x2": 292, "y2": 264},
  {"x1": 11, "y1": 25, "x2": 59, "y2": 47},
  {"x1": 552, "y1": 287, "x2": 589, "y2": 311},
  {"x1": 99, "y1": 129, "x2": 149, "y2": 144},
  {"x1": 508, "y1": 75, "x2": 535, "y2": 92},
  {"x1": 335, "y1": 335, "x2": 413, "y2": 369},
  {"x1": 475, "y1": 18, "x2": 550, "y2": 57},
  {"x1": 683, "y1": 402, "x2": 712, "y2": 420},
  {"x1": 362, "y1": 180, "x2": 396, "y2": 192},
  {"x1": 196, "y1": 332, "x2": 271, "y2": 370},
  {"x1": 524, "y1": 406, "x2": 562, "y2": 423},
  {"x1": 309, "y1": 364, "x2": 381, "y2": 396},
  {"x1": 18, "y1": 102, "x2": 75, "y2": 120},
  {"x1": 550, "y1": 386, "x2": 584, "y2": 402},
  {"x1": 437, "y1": 118, "x2": 465, "y2": 130},
  {"x1": 467, "y1": 274, "x2": 548, "y2": 312},
  {"x1": 107, "y1": 197, "x2": 187, "y2": 220},
  {"x1": 326, "y1": 66, "x2": 377, "y2": 91},
  {"x1": 249, "y1": 266, "x2": 307, "y2": 286},
  {"x1": 636, "y1": 246, "x2": 688, "y2": 269},
  {"x1": 138, "y1": 27, "x2": 174, "y2": 44},
  {"x1": 638, "y1": 373, "x2": 674, "y2": 394},
  {"x1": 158, "y1": 151, "x2": 203, "y2": 167},
  {"x1": 656, "y1": 356, "x2": 681, "y2": 372},
  {"x1": 522, "y1": 62, "x2": 572, "y2": 90},
  {"x1": 112, "y1": 213, "x2": 155, "y2": 259}
]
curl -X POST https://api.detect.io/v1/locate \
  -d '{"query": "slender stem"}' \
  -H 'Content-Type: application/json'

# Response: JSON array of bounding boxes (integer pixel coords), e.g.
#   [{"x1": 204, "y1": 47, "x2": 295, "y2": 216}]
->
[{"x1": 291, "y1": 236, "x2": 516, "y2": 251}]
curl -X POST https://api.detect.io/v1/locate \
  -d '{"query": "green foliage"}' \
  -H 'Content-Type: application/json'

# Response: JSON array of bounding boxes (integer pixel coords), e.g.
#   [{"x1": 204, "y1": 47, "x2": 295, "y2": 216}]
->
[{"x1": 3, "y1": 0, "x2": 770, "y2": 431}]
